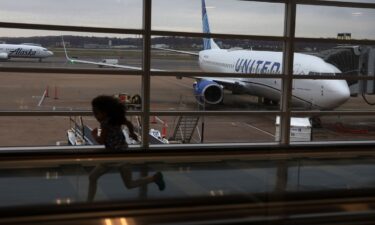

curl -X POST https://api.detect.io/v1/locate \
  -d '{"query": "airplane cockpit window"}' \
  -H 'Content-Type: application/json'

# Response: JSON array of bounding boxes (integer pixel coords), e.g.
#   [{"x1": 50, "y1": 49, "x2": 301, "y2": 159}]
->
[{"x1": 308, "y1": 72, "x2": 336, "y2": 76}]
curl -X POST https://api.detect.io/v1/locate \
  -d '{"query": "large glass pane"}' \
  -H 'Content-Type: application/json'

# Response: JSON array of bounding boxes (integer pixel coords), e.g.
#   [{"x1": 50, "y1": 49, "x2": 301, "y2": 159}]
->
[
  {"x1": 290, "y1": 77, "x2": 375, "y2": 111},
  {"x1": 0, "y1": 29, "x2": 143, "y2": 71},
  {"x1": 0, "y1": 157, "x2": 277, "y2": 207},
  {"x1": 152, "y1": 0, "x2": 284, "y2": 36},
  {"x1": 322, "y1": 0, "x2": 375, "y2": 3},
  {"x1": 151, "y1": 36, "x2": 283, "y2": 72},
  {"x1": 151, "y1": 76, "x2": 282, "y2": 111},
  {"x1": 0, "y1": 73, "x2": 141, "y2": 111},
  {"x1": 0, "y1": 0, "x2": 142, "y2": 29},
  {"x1": 150, "y1": 36, "x2": 284, "y2": 112},
  {"x1": 0, "y1": 115, "x2": 142, "y2": 147},
  {"x1": 0, "y1": 116, "x2": 75, "y2": 147},
  {"x1": 148, "y1": 115, "x2": 279, "y2": 144},
  {"x1": 292, "y1": 42, "x2": 375, "y2": 111},
  {"x1": 272, "y1": 115, "x2": 375, "y2": 143},
  {"x1": 296, "y1": 4, "x2": 375, "y2": 39},
  {"x1": 299, "y1": 115, "x2": 375, "y2": 142}
]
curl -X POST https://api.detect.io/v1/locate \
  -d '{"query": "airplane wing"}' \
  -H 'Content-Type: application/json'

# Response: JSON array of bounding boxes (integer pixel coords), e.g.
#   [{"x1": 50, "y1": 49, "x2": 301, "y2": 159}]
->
[
  {"x1": 62, "y1": 38, "x2": 236, "y2": 89},
  {"x1": 65, "y1": 57, "x2": 142, "y2": 70},
  {"x1": 153, "y1": 47, "x2": 199, "y2": 56},
  {"x1": 62, "y1": 37, "x2": 145, "y2": 70},
  {"x1": 62, "y1": 38, "x2": 198, "y2": 72},
  {"x1": 201, "y1": 77, "x2": 240, "y2": 87},
  {"x1": 153, "y1": 48, "x2": 240, "y2": 87}
]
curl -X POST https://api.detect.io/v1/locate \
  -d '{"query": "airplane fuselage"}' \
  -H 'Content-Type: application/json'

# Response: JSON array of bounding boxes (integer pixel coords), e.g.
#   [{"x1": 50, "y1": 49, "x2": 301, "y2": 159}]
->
[
  {"x1": 198, "y1": 49, "x2": 350, "y2": 109},
  {"x1": 0, "y1": 44, "x2": 53, "y2": 60}
]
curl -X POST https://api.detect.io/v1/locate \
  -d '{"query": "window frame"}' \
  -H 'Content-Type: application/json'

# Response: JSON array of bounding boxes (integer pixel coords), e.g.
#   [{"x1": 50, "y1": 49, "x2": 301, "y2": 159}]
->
[{"x1": 0, "y1": 0, "x2": 374, "y2": 151}]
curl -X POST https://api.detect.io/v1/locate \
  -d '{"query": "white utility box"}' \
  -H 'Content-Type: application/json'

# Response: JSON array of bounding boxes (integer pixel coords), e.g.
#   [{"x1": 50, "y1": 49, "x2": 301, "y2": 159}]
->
[{"x1": 275, "y1": 116, "x2": 312, "y2": 142}]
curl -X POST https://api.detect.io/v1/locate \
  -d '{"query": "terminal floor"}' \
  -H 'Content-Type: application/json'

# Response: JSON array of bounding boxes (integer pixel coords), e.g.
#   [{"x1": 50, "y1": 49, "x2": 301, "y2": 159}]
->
[{"x1": 0, "y1": 152, "x2": 375, "y2": 208}]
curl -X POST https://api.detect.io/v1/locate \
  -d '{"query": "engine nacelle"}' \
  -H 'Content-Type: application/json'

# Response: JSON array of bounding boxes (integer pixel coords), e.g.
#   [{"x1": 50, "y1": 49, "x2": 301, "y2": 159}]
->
[
  {"x1": 193, "y1": 79, "x2": 224, "y2": 105},
  {"x1": 0, "y1": 52, "x2": 8, "y2": 60}
]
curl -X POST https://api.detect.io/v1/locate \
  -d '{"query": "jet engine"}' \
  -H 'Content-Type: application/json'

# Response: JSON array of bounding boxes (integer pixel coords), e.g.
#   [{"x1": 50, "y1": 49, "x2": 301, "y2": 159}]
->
[
  {"x1": 193, "y1": 79, "x2": 224, "y2": 105},
  {"x1": 0, "y1": 52, "x2": 8, "y2": 60}
]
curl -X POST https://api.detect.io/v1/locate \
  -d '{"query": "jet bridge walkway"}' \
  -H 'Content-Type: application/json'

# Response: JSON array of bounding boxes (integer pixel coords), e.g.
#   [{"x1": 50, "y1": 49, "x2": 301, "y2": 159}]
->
[{"x1": 316, "y1": 46, "x2": 375, "y2": 95}]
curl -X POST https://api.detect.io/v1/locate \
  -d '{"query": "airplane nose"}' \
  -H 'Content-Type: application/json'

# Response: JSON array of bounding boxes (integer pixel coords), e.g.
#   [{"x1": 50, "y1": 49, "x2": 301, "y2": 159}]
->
[
  {"x1": 48, "y1": 51, "x2": 54, "y2": 56},
  {"x1": 332, "y1": 81, "x2": 350, "y2": 107}
]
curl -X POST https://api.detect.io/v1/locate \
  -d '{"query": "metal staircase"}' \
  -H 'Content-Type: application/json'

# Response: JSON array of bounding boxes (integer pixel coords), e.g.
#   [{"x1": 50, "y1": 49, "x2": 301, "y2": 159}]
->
[{"x1": 170, "y1": 116, "x2": 200, "y2": 143}]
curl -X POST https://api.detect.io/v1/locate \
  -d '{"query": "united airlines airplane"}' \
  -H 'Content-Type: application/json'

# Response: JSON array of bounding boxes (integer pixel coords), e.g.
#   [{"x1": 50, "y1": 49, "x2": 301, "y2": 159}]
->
[
  {"x1": 63, "y1": 0, "x2": 350, "y2": 110},
  {"x1": 0, "y1": 43, "x2": 54, "y2": 61}
]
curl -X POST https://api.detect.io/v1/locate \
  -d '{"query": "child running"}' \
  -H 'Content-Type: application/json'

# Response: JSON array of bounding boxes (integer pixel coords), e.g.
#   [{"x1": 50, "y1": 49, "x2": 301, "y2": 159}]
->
[
  {"x1": 88, "y1": 95, "x2": 165, "y2": 202},
  {"x1": 91, "y1": 95, "x2": 138, "y2": 151}
]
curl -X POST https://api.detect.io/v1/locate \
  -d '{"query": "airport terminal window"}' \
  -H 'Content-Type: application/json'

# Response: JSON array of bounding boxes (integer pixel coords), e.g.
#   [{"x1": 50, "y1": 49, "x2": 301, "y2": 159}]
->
[
  {"x1": 0, "y1": 0, "x2": 374, "y2": 150},
  {"x1": 0, "y1": 0, "x2": 143, "y2": 29},
  {"x1": 152, "y1": 0, "x2": 285, "y2": 36},
  {"x1": 296, "y1": 4, "x2": 375, "y2": 40}
]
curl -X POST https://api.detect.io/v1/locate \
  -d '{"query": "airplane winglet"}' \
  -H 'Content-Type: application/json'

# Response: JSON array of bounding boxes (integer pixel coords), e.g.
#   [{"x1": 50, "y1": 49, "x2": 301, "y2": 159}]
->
[
  {"x1": 59, "y1": 36, "x2": 143, "y2": 70},
  {"x1": 61, "y1": 36, "x2": 72, "y2": 62}
]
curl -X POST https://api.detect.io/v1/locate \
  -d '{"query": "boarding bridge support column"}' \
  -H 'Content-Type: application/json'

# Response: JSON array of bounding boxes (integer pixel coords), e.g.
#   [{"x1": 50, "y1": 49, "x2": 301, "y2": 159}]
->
[{"x1": 358, "y1": 48, "x2": 375, "y2": 95}]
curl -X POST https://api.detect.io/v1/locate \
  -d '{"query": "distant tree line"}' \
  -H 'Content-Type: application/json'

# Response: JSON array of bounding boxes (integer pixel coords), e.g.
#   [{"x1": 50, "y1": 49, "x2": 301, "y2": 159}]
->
[{"x1": 0, "y1": 35, "x2": 336, "y2": 52}]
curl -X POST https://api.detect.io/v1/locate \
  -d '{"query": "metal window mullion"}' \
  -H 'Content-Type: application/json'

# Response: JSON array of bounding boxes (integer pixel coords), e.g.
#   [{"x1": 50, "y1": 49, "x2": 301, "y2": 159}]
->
[
  {"x1": 237, "y1": 0, "x2": 286, "y2": 3},
  {"x1": 0, "y1": 68, "x2": 143, "y2": 76},
  {"x1": 141, "y1": 0, "x2": 152, "y2": 149},
  {"x1": 295, "y1": 37, "x2": 375, "y2": 46},
  {"x1": 293, "y1": 75, "x2": 375, "y2": 80},
  {"x1": 149, "y1": 111, "x2": 281, "y2": 116},
  {"x1": 280, "y1": 0, "x2": 297, "y2": 146},
  {"x1": 150, "y1": 71, "x2": 285, "y2": 79},
  {"x1": 151, "y1": 30, "x2": 286, "y2": 42},
  {"x1": 291, "y1": 111, "x2": 375, "y2": 117},
  {"x1": 296, "y1": 0, "x2": 375, "y2": 9},
  {"x1": 0, "y1": 111, "x2": 143, "y2": 117},
  {"x1": 0, "y1": 22, "x2": 144, "y2": 35}
]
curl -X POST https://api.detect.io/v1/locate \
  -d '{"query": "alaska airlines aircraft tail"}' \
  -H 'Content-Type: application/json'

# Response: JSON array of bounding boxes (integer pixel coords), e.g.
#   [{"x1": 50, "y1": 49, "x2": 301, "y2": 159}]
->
[{"x1": 202, "y1": 0, "x2": 219, "y2": 50}]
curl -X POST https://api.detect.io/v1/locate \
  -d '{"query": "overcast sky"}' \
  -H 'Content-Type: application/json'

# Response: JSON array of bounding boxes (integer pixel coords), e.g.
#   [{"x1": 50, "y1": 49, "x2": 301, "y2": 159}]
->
[{"x1": 0, "y1": 0, "x2": 374, "y2": 39}]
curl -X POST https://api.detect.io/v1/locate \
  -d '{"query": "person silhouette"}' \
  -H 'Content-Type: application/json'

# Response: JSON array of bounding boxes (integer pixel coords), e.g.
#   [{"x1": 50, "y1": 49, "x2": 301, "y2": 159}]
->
[{"x1": 91, "y1": 95, "x2": 138, "y2": 151}]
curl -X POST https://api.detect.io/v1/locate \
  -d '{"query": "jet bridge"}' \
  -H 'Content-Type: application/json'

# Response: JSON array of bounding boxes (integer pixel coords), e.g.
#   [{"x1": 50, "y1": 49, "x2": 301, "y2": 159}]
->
[{"x1": 316, "y1": 46, "x2": 375, "y2": 95}]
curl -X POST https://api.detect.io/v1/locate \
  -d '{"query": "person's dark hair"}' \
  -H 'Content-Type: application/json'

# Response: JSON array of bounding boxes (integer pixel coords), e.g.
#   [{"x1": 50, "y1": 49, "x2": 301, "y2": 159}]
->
[{"x1": 92, "y1": 95, "x2": 138, "y2": 141}]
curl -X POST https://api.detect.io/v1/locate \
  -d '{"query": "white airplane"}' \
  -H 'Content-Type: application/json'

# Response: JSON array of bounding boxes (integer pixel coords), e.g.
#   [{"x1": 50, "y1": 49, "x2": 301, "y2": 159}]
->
[
  {"x1": 63, "y1": 0, "x2": 350, "y2": 110},
  {"x1": 0, "y1": 43, "x2": 54, "y2": 61}
]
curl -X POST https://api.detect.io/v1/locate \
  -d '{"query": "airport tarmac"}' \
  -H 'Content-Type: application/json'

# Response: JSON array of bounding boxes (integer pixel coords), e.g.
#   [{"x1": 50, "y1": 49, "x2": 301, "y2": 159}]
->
[{"x1": 0, "y1": 51, "x2": 375, "y2": 147}]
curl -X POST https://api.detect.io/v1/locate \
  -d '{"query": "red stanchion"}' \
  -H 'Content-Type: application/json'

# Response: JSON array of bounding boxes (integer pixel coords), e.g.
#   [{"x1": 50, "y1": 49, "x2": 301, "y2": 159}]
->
[
  {"x1": 54, "y1": 85, "x2": 58, "y2": 100},
  {"x1": 45, "y1": 86, "x2": 49, "y2": 98},
  {"x1": 162, "y1": 123, "x2": 167, "y2": 138}
]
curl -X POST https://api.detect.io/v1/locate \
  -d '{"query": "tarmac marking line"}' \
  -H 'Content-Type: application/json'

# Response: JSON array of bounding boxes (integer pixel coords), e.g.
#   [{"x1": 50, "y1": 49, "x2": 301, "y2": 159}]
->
[{"x1": 244, "y1": 122, "x2": 275, "y2": 138}]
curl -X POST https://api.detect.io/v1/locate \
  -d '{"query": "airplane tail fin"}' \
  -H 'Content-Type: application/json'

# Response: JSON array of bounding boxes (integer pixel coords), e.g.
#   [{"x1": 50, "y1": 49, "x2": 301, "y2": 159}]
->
[{"x1": 202, "y1": 0, "x2": 219, "y2": 50}]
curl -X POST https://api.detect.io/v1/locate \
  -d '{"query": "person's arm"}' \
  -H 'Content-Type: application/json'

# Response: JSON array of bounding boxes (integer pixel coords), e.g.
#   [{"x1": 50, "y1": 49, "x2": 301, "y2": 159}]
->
[{"x1": 91, "y1": 127, "x2": 107, "y2": 145}]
